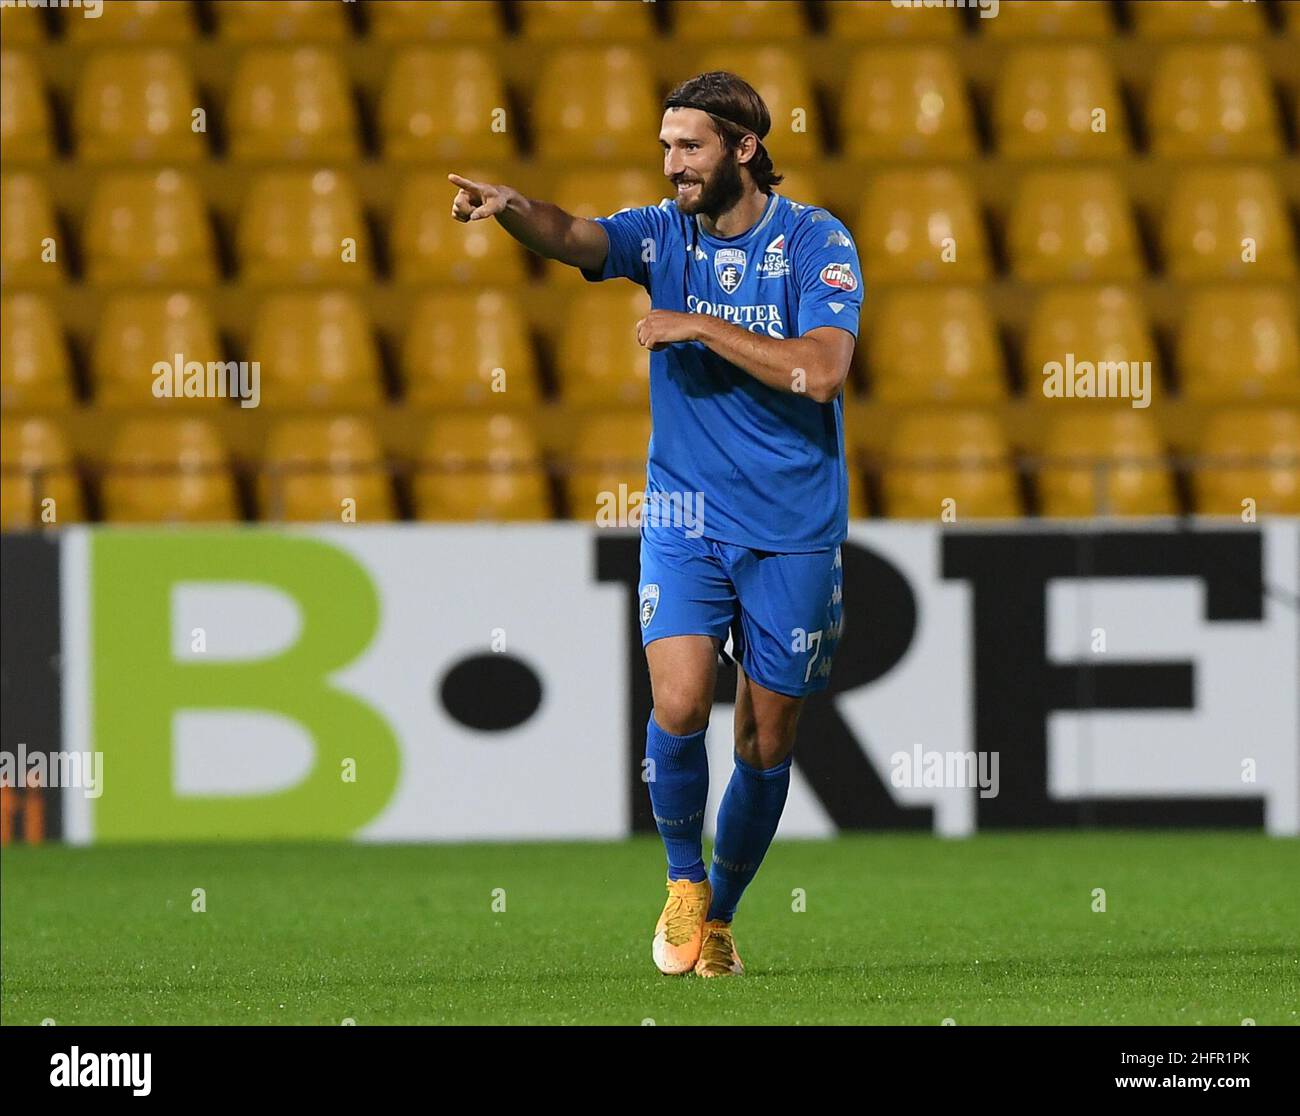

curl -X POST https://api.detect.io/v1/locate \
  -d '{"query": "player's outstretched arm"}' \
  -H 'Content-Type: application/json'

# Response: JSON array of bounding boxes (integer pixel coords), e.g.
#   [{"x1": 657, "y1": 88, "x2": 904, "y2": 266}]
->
[
  {"x1": 447, "y1": 173, "x2": 608, "y2": 273},
  {"x1": 635, "y1": 311, "x2": 854, "y2": 404}
]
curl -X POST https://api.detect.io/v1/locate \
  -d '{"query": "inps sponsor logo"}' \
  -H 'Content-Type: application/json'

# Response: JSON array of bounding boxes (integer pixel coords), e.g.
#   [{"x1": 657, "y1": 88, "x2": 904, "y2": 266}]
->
[
  {"x1": 820, "y1": 262, "x2": 858, "y2": 292},
  {"x1": 640, "y1": 584, "x2": 660, "y2": 629},
  {"x1": 816, "y1": 261, "x2": 857, "y2": 291},
  {"x1": 714, "y1": 248, "x2": 746, "y2": 294},
  {"x1": 756, "y1": 234, "x2": 791, "y2": 279}
]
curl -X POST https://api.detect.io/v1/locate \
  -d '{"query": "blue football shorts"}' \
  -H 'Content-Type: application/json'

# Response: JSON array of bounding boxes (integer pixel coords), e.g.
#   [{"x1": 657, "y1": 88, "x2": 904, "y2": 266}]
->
[{"x1": 637, "y1": 521, "x2": 844, "y2": 698}]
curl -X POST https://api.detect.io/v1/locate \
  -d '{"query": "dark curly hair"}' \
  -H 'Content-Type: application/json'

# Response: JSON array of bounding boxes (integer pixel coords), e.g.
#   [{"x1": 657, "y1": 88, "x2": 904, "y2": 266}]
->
[{"x1": 664, "y1": 71, "x2": 784, "y2": 193}]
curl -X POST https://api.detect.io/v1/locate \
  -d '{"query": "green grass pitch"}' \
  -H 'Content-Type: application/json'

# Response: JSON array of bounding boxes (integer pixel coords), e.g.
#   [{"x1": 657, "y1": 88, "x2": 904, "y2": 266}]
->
[{"x1": 2, "y1": 832, "x2": 1297, "y2": 1025}]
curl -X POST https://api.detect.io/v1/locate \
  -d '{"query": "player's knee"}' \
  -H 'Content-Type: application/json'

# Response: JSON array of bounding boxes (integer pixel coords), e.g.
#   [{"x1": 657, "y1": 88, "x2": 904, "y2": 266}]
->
[
  {"x1": 734, "y1": 713, "x2": 757, "y2": 753},
  {"x1": 742, "y1": 725, "x2": 795, "y2": 769},
  {"x1": 652, "y1": 690, "x2": 711, "y2": 737}
]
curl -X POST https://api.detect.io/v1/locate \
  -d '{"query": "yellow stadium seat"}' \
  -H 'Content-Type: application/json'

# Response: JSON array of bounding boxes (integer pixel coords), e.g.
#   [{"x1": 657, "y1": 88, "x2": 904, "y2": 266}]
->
[
  {"x1": 825, "y1": 0, "x2": 960, "y2": 39},
  {"x1": 534, "y1": 48, "x2": 659, "y2": 161},
  {"x1": 858, "y1": 170, "x2": 989, "y2": 283},
  {"x1": 75, "y1": 49, "x2": 204, "y2": 162},
  {"x1": 696, "y1": 47, "x2": 822, "y2": 162},
  {"x1": 1009, "y1": 171, "x2": 1141, "y2": 282},
  {"x1": 566, "y1": 413, "x2": 651, "y2": 522},
  {"x1": 1, "y1": 294, "x2": 71, "y2": 408},
  {"x1": 1, "y1": 174, "x2": 62, "y2": 287},
  {"x1": 550, "y1": 169, "x2": 661, "y2": 285},
  {"x1": 1195, "y1": 409, "x2": 1300, "y2": 515},
  {"x1": 848, "y1": 420, "x2": 870, "y2": 461},
  {"x1": 391, "y1": 173, "x2": 524, "y2": 284},
  {"x1": 214, "y1": 1, "x2": 349, "y2": 42},
  {"x1": 553, "y1": 169, "x2": 664, "y2": 216},
  {"x1": 250, "y1": 292, "x2": 382, "y2": 408},
  {"x1": 228, "y1": 48, "x2": 358, "y2": 160},
  {"x1": 982, "y1": 0, "x2": 1113, "y2": 38},
  {"x1": 1, "y1": 51, "x2": 52, "y2": 161},
  {"x1": 1179, "y1": 288, "x2": 1300, "y2": 404},
  {"x1": 673, "y1": 0, "x2": 804, "y2": 40},
  {"x1": 0, "y1": 418, "x2": 83, "y2": 528},
  {"x1": 869, "y1": 289, "x2": 1003, "y2": 403},
  {"x1": 521, "y1": 0, "x2": 654, "y2": 39},
  {"x1": 773, "y1": 169, "x2": 820, "y2": 207},
  {"x1": 85, "y1": 171, "x2": 216, "y2": 285},
  {"x1": 843, "y1": 48, "x2": 974, "y2": 160},
  {"x1": 882, "y1": 412, "x2": 1020, "y2": 519},
  {"x1": 1022, "y1": 287, "x2": 1155, "y2": 401},
  {"x1": 995, "y1": 47, "x2": 1128, "y2": 158},
  {"x1": 1287, "y1": 0, "x2": 1300, "y2": 39},
  {"x1": 368, "y1": 0, "x2": 501, "y2": 40},
  {"x1": 93, "y1": 292, "x2": 221, "y2": 408},
  {"x1": 380, "y1": 48, "x2": 512, "y2": 162},
  {"x1": 848, "y1": 466, "x2": 870, "y2": 518},
  {"x1": 403, "y1": 290, "x2": 539, "y2": 406},
  {"x1": 1149, "y1": 47, "x2": 1280, "y2": 158},
  {"x1": 557, "y1": 287, "x2": 651, "y2": 405},
  {"x1": 414, "y1": 414, "x2": 551, "y2": 522},
  {"x1": 1134, "y1": 0, "x2": 1265, "y2": 38},
  {"x1": 102, "y1": 419, "x2": 239, "y2": 523},
  {"x1": 261, "y1": 417, "x2": 394, "y2": 522},
  {"x1": 67, "y1": 0, "x2": 196, "y2": 42},
  {"x1": 0, "y1": 2, "x2": 45, "y2": 43},
  {"x1": 1163, "y1": 169, "x2": 1296, "y2": 281},
  {"x1": 1039, "y1": 412, "x2": 1175, "y2": 517},
  {"x1": 239, "y1": 170, "x2": 370, "y2": 284}
]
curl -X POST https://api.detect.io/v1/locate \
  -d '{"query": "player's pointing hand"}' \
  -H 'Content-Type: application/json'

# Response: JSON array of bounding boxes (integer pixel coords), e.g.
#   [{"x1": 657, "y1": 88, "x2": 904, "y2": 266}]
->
[
  {"x1": 636, "y1": 310, "x2": 701, "y2": 351},
  {"x1": 448, "y1": 173, "x2": 507, "y2": 222}
]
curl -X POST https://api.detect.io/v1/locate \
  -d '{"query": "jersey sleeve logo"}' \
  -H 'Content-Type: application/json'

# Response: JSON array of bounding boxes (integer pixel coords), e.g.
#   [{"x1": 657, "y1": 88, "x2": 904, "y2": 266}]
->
[
  {"x1": 714, "y1": 248, "x2": 747, "y2": 294},
  {"x1": 819, "y1": 262, "x2": 858, "y2": 292}
]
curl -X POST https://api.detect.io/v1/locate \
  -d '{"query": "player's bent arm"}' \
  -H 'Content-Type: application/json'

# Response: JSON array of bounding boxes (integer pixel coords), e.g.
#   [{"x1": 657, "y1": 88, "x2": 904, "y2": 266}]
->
[
  {"x1": 688, "y1": 317, "x2": 854, "y2": 404},
  {"x1": 447, "y1": 173, "x2": 608, "y2": 272}
]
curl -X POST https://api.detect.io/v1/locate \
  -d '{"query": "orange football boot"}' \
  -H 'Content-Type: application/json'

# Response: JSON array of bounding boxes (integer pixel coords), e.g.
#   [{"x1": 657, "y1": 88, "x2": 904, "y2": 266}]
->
[
  {"x1": 694, "y1": 919, "x2": 744, "y2": 977},
  {"x1": 652, "y1": 877, "x2": 712, "y2": 975}
]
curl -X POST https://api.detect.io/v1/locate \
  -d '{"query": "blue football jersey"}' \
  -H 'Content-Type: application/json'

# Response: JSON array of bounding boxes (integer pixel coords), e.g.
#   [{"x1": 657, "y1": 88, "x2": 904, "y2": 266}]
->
[{"x1": 581, "y1": 191, "x2": 863, "y2": 552}]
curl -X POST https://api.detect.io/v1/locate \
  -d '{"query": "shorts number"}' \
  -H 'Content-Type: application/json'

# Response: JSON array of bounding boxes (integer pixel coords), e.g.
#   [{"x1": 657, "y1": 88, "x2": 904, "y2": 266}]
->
[{"x1": 803, "y1": 629, "x2": 823, "y2": 683}]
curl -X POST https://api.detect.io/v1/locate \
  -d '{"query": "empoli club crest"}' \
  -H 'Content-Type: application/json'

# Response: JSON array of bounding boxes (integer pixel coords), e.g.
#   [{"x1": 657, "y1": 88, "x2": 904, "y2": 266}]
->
[
  {"x1": 640, "y1": 583, "x2": 660, "y2": 628},
  {"x1": 714, "y1": 248, "x2": 746, "y2": 294}
]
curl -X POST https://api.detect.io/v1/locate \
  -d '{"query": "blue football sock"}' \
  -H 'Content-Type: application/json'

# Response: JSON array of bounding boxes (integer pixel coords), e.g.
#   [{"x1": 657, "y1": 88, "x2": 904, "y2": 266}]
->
[
  {"x1": 707, "y1": 752, "x2": 792, "y2": 922},
  {"x1": 645, "y1": 712, "x2": 709, "y2": 883}
]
